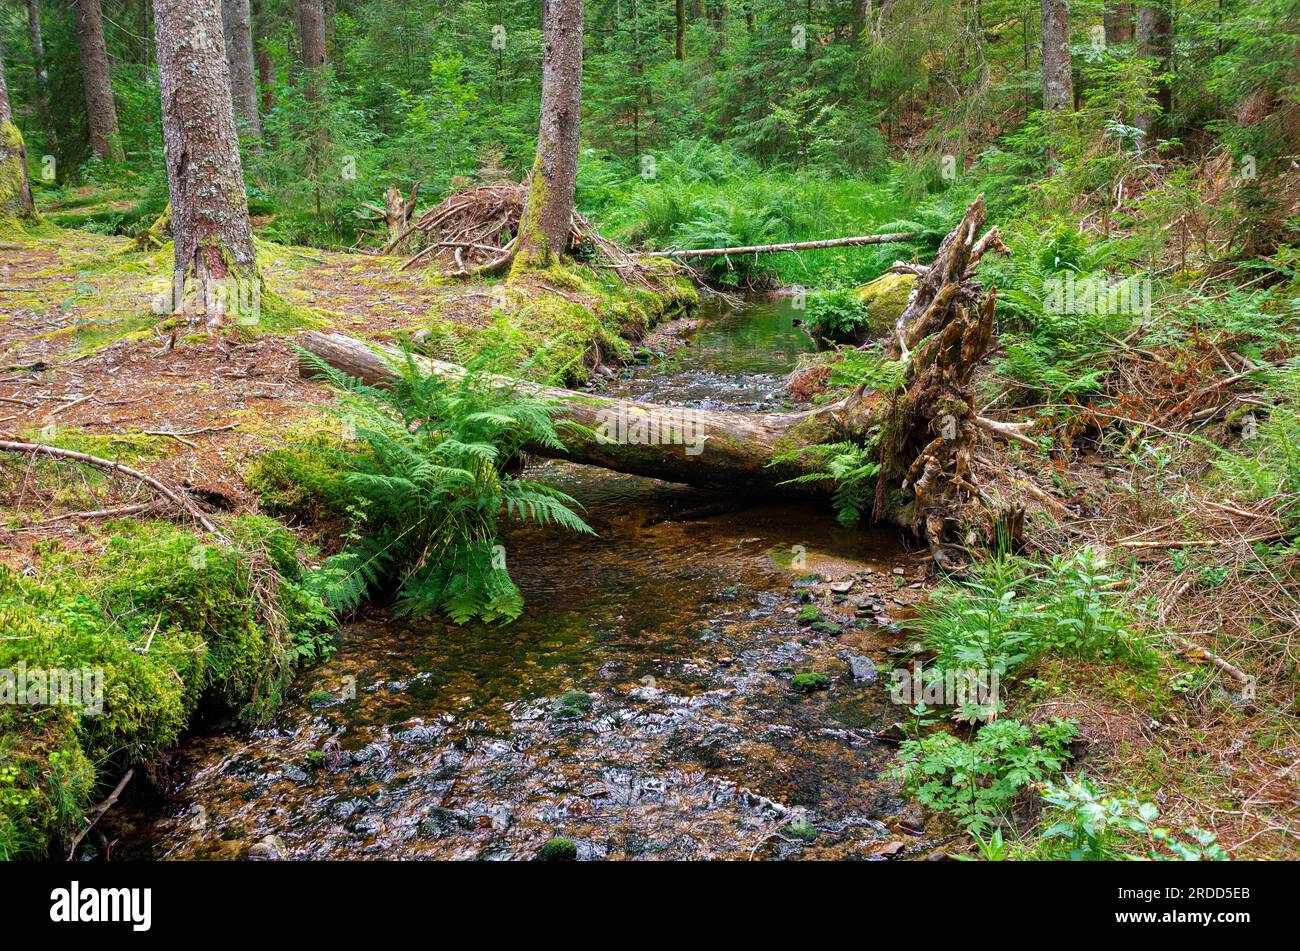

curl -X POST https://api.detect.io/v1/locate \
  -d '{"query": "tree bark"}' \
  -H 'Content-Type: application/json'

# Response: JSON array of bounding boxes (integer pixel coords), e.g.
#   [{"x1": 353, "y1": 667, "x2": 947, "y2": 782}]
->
[
  {"x1": 222, "y1": 0, "x2": 262, "y2": 151},
  {"x1": 1135, "y1": 1, "x2": 1172, "y2": 145},
  {"x1": 512, "y1": 0, "x2": 584, "y2": 274},
  {"x1": 26, "y1": 0, "x2": 57, "y2": 154},
  {"x1": 299, "y1": 0, "x2": 328, "y2": 84},
  {"x1": 0, "y1": 44, "x2": 37, "y2": 220},
  {"x1": 76, "y1": 0, "x2": 123, "y2": 162},
  {"x1": 154, "y1": 0, "x2": 258, "y2": 334},
  {"x1": 252, "y1": 0, "x2": 276, "y2": 115},
  {"x1": 1103, "y1": 2, "x2": 1133, "y2": 44},
  {"x1": 675, "y1": 0, "x2": 686, "y2": 59},
  {"x1": 1040, "y1": 0, "x2": 1073, "y2": 165}
]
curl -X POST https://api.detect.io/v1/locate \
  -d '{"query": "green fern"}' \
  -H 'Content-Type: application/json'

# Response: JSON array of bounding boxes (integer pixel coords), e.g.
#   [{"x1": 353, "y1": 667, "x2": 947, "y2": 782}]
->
[{"x1": 297, "y1": 346, "x2": 593, "y2": 624}]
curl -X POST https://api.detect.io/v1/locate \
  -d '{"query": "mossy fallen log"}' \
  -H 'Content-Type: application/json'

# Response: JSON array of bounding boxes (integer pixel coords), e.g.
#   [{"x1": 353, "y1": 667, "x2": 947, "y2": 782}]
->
[{"x1": 301, "y1": 196, "x2": 1029, "y2": 566}]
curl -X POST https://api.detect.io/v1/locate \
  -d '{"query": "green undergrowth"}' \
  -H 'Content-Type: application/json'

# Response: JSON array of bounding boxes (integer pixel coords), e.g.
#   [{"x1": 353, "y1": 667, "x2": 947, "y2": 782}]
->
[
  {"x1": 0, "y1": 516, "x2": 335, "y2": 859},
  {"x1": 409, "y1": 261, "x2": 697, "y2": 384}
]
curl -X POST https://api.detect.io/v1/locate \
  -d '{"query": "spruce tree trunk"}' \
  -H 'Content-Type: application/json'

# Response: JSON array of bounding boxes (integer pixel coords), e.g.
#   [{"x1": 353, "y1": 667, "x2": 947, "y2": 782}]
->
[
  {"x1": 153, "y1": 0, "x2": 258, "y2": 334},
  {"x1": 512, "y1": 0, "x2": 584, "y2": 274},
  {"x1": 1135, "y1": 1, "x2": 1172, "y2": 144},
  {"x1": 76, "y1": 0, "x2": 122, "y2": 162},
  {"x1": 26, "y1": 0, "x2": 57, "y2": 155},
  {"x1": 221, "y1": 0, "x2": 262, "y2": 151},
  {"x1": 675, "y1": 0, "x2": 686, "y2": 59},
  {"x1": 1103, "y1": 2, "x2": 1133, "y2": 44},
  {"x1": 254, "y1": 0, "x2": 276, "y2": 115},
  {"x1": 299, "y1": 0, "x2": 328, "y2": 95},
  {"x1": 0, "y1": 45, "x2": 37, "y2": 220},
  {"x1": 1040, "y1": 0, "x2": 1074, "y2": 165}
]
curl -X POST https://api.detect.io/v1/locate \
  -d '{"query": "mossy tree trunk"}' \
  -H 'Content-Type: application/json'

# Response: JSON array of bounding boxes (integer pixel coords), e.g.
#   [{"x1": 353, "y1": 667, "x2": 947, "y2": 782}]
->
[
  {"x1": 1135, "y1": 1, "x2": 1172, "y2": 145},
  {"x1": 76, "y1": 0, "x2": 123, "y2": 162},
  {"x1": 0, "y1": 46, "x2": 36, "y2": 221},
  {"x1": 512, "y1": 0, "x2": 584, "y2": 276},
  {"x1": 154, "y1": 0, "x2": 258, "y2": 334}
]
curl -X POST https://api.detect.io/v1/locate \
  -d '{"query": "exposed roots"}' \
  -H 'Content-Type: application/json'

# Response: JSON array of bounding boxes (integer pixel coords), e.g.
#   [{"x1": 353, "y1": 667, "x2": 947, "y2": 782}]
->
[{"x1": 397, "y1": 183, "x2": 678, "y2": 288}]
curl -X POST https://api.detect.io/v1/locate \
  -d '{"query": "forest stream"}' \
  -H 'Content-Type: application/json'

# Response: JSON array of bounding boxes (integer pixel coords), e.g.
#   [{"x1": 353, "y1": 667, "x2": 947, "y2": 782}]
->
[{"x1": 101, "y1": 298, "x2": 937, "y2": 861}]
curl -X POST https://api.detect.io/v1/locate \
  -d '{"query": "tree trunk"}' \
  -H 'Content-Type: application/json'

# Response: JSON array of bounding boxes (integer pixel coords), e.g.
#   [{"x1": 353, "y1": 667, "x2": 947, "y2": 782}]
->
[
  {"x1": 304, "y1": 197, "x2": 1021, "y2": 568},
  {"x1": 299, "y1": 0, "x2": 328, "y2": 88},
  {"x1": 1135, "y1": 1, "x2": 1172, "y2": 145},
  {"x1": 0, "y1": 45, "x2": 37, "y2": 220},
  {"x1": 76, "y1": 0, "x2": 123, "y2": 162},
  {"x1": 26, "y1": 0, "x2": 57, "y2": 154},
  {"x1": 675, "y1": 0, "x2": 686, "y2": 59},
  {"x1": 253, "y1": 0, "x2": 276, "y2": 115},
  {"x1": 153, "y1": 0, "x2": 258, "y2": 334},
  {"x1": 1040, "y1": 0, "x2": 1073, "y2": 165},
  {"x1": 512, "y1": 0, "x2": 584, "y2": 274},
  {"x1": 222, "y1": 0, "x2": 262, "y2": 151},
  {"x1": 1103, "y1": 2, "x2": 1133, "y2": 44},
  {"x1": 852, "y1": 0, "x2": 870, "y2": 44}
]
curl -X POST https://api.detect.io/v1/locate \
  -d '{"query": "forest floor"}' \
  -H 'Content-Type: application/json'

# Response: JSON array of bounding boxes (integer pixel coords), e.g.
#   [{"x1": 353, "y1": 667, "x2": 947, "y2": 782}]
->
[{"x1": 1, "y1": 219, "x2": 1296, "y2": 861}]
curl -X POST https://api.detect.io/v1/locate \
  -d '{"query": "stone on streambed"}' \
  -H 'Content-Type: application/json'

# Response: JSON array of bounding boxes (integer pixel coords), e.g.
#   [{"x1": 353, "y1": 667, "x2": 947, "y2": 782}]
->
[{"x1": 846, "y1": 654, "x2": 878, "y2": 682}]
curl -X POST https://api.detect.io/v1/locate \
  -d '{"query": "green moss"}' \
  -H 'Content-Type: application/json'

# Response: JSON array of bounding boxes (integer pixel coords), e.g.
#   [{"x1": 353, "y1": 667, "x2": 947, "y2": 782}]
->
[
  {"x1": 852, "y1": 272, "x2": 916, "y2": 334},
  {"x1": 0, "y1": 122, "x2": 36, "y2": 224},
  {"x1": 244, "y1": 442, "x2": 355, "y2": 523},
  {"x1": 0, "y1": 515, "x2": 336, "y2": 858},
  {"x1": 785, "y1": 821, "x2": 819, "y2": 843},
  {"x1": 797, "y1": 605, "x2": 823, "y2": 624},
  {"x1": 550, "y1": 690, "x2": 595, "y2": 719},
  {"x1": 538, "y1": 836, "x2": 578, "y2": 861},
  {"x1": 790, "y1": 672, "x2": 831, "y2": 692}
]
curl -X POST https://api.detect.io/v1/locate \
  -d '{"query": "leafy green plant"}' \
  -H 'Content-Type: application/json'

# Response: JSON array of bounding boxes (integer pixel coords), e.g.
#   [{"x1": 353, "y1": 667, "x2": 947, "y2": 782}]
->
[
  {"x1": 772, "y1": 441, "x2": 881, "y2": 526},
  {"x1": 803, "y1": 288, "x2": 871, "y2": 341},
  {"x1": 302, "y1": 347, "x2": 594, "y2": 624},
  {"x1": 1040, "y1": 775, "x2": 1229, "y2": 861},
  {"x1": 895, "y1": 718, "x2": 1077, "y2": 834}
]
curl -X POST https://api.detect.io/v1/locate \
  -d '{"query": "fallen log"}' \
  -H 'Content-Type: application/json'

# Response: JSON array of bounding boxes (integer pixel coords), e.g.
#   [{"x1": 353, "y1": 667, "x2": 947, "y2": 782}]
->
[
  {"x1": 299, "y1": 328, "x2": 879, "y2": 494},
  {"x1": 645, "y1": 232, "x2": 920, "y2": 259},
  {"x1": 301, "y1": 196, "x2": 1029, "y2": 567}
]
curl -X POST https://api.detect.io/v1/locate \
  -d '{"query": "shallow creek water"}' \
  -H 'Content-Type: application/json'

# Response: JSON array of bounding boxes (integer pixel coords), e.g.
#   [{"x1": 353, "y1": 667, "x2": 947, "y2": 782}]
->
[{"x1": 107, "y1": 298, "x2": 936, "y2": 861}]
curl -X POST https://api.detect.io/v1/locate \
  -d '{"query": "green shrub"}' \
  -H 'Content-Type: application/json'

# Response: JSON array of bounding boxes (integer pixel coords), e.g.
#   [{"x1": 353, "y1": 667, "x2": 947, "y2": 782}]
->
[{"x1": 895, "y1": 718, "x2": 1077, "y2": 833}]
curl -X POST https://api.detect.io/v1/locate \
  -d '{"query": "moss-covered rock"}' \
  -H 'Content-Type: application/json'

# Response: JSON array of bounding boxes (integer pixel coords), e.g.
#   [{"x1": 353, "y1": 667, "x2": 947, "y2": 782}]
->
[
  {"x1": 538, "y1": 836, "x2": 578, "y2": 861},
  {"x1": 852, "y1": 271, "x2": 916, "y2": 335}
]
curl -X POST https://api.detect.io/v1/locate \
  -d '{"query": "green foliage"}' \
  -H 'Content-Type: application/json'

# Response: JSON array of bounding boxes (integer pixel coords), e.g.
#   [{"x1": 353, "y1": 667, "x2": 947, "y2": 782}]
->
[
  {"x1": 1039, "y1": 775, "x2": 1229, "y2": 861},
  {"x1": 302, "y1": 346, "x2": 593, "y2": 624},
  {"x1": 784, "y1": 821, "x2": 819, "y2": 843},
  {"x1": 913, "y1": 549, "x2": 1158, "y2": 681},
  {"x1": 895, "y1": 718, "x2": 1078, "y2": 833},
  {"x1": 803, "y1": 288, "x2": 871, "y2": 341},
  {"x1": 773, "y1": 441, "x2": 881, "y2": 526}
]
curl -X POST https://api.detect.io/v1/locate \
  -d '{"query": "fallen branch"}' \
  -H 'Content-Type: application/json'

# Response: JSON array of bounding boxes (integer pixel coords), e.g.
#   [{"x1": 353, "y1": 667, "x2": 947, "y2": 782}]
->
[
  {"x1": 66, "y1": 768, "x2": 134, "y2": 860},
  {"x1": 0, "y1": 439, "x2": 222, "y2": 536},
  {"x1": 646, "y1": 232, "x2": 920, "y2": 259}
]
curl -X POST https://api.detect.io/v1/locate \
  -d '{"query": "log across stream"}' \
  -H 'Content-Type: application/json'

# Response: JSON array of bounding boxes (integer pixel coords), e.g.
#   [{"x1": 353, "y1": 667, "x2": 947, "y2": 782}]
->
[{"x1": 100, "y1": 297, "x2": 938, "y2": 861}]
